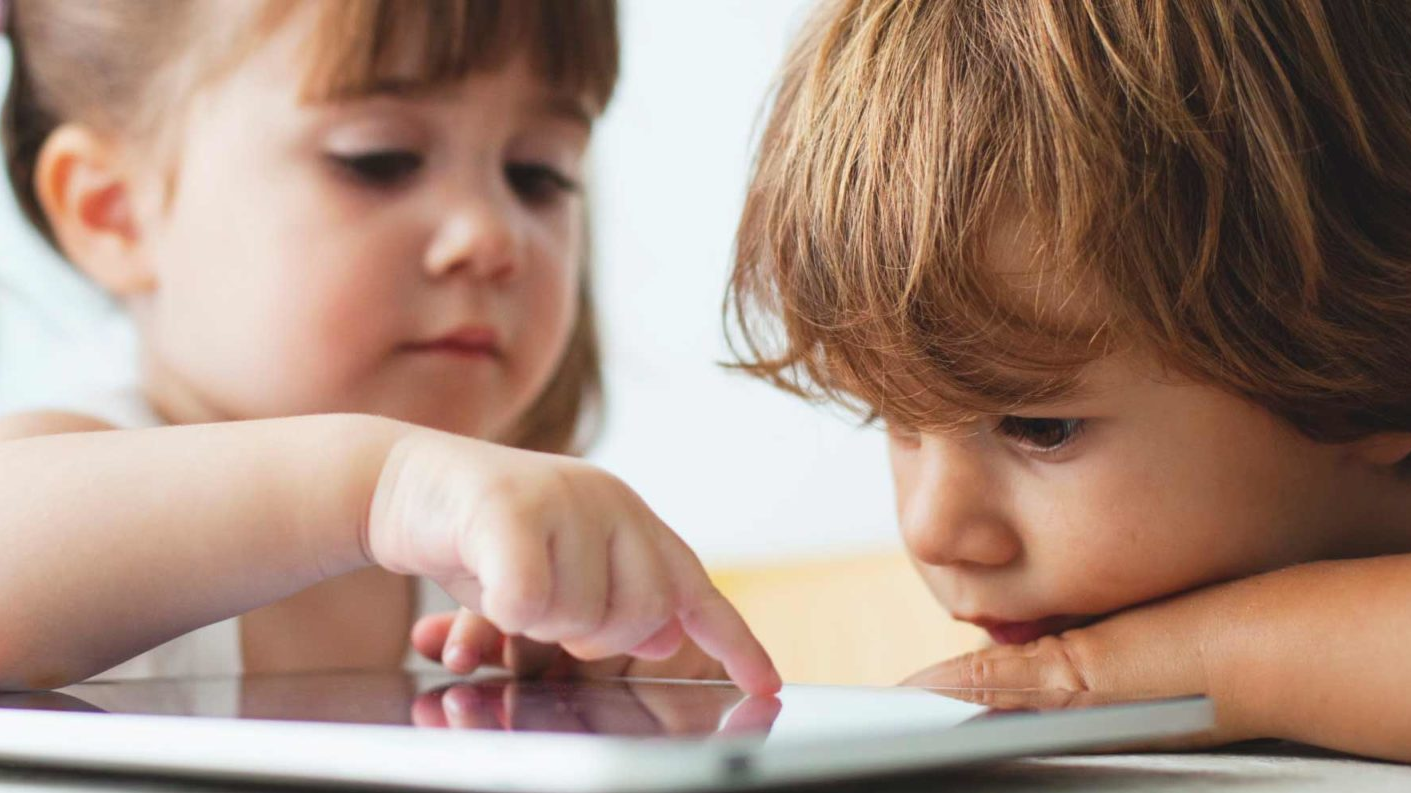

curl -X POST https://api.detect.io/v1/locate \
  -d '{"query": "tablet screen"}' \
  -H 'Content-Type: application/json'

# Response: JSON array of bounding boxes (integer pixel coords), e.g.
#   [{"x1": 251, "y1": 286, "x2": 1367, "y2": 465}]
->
[
  {"x1": 0, "y1": 672, "x2": 1213, "y2": 793},
  {"x1": 1, "y1": 671, "x2": 989, "y2": 743}
]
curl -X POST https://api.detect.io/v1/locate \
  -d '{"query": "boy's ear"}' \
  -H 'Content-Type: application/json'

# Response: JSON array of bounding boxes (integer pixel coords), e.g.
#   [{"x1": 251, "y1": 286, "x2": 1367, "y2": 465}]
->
[
  {"x1": 34, "y1": 123, "x2": 156, "y2": 296},
  {"x1": 1350, "y1": 432, "x2": 1411, "y2": 468}
]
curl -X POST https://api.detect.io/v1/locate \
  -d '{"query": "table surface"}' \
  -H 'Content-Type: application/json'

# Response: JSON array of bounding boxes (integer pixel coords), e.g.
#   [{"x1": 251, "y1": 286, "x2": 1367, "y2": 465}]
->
[{"x1": 2, "y1": 744, "x2": 1408, "y2": 793}]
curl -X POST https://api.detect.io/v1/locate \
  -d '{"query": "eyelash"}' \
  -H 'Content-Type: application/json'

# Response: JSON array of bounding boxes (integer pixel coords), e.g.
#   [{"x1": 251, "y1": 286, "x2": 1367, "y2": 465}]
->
[
  {"x1": 327, "y1": 150, "x2": 423, "y2": 187},
  {"x1": 326, "y1": 151, "x2": 580, "y2": 206},
  {"x1": 994, "y1": 417, "x2": 1087, "y2": 456},
  {"x1": 506, "y1": 163, "x2": 580, "y2": 206}
]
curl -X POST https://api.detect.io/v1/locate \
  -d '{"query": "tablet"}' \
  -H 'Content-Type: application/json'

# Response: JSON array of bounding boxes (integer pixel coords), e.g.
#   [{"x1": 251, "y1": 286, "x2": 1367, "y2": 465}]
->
[{"x1": 0, "y1": 671, "x2": 1212, "y2": 792}]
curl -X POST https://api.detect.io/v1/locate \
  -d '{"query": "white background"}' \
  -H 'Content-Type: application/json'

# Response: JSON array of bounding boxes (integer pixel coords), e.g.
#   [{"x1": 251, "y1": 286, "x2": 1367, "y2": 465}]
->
[{"x1": 0, "y1": 1, "x2": 899, "y2": 565}]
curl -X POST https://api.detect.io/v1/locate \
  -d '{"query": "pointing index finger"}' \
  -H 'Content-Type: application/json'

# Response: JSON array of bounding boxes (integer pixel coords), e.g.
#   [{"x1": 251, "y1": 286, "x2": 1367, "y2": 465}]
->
[{"x1": 657, "y1": 535, "x2": 780, "y2": 696}]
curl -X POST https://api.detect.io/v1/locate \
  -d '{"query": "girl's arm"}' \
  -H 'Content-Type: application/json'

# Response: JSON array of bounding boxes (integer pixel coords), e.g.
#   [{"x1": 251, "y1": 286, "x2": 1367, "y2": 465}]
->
[
  {"x1": 0, "y1": 413, "x2": 399, "y2": 689},
  {"x1": 903, "y1": 555, "x2": 1411, "y2": 761},
  {"x1": 0, "y1": 413, "x2": 780, "y2": 694}
]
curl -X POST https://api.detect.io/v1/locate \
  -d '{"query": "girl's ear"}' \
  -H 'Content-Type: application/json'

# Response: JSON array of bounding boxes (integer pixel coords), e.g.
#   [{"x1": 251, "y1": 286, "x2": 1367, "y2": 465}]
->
[
  {"x1": 34, "y1": 123, "x2": 156, "y2": 296},
  {"x1": 1350, "y1": 432, "x2": 1411, "y2": 468}
]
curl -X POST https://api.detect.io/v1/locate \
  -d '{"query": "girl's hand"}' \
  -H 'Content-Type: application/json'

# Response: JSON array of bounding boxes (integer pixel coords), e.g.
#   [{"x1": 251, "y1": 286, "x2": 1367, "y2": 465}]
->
[
  {"x1": 900, "y1": 556, "x2": 1411, "y2": 758},
  {"x1": 410, "y1": 608, "x2": 729, "y2": 684},
  {"x1": 364, "y1": 429, "x2": 780, "y2": 695}
]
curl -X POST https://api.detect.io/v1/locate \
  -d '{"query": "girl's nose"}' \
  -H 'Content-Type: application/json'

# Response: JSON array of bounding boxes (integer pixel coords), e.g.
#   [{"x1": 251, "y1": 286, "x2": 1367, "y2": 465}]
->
[
  {"x1": 896, "y1": 440, "x2": 1022, "y2": 569},
  {"x1": 423, "y1": 202, "x2": 518, "y2": 282}
]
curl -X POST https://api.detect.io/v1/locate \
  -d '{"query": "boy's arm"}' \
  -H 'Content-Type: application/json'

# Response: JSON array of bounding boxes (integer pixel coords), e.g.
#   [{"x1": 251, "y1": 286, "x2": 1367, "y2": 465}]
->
[
  {"x1": 0, "y1": 413, "x2": 405, "y2": 689},
  {"x1": 903, "y1": 555, "x2": 1411, "y2": 761}
]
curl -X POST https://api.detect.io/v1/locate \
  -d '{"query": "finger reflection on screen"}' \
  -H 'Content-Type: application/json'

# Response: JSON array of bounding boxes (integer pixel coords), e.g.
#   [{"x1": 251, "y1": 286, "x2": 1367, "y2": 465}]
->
[
  {"x1": 0, "y1": 690, "x2": 107, "y2": 713},
  {"x1": 410, "y1": 679, "x2": 780, "y2": 738}
]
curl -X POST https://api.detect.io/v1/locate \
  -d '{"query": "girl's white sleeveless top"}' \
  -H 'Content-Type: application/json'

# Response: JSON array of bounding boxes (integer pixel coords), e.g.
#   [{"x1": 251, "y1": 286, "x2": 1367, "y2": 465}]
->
[{"x1": 62, "y1": 388, "x2": 460, "y2": 683}]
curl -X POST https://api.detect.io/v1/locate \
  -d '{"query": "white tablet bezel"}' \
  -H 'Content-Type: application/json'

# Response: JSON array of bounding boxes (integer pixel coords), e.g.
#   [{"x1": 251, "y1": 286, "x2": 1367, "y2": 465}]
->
[{"x1": 0, "y1": 679, "x2": 1213, "y2": 792}]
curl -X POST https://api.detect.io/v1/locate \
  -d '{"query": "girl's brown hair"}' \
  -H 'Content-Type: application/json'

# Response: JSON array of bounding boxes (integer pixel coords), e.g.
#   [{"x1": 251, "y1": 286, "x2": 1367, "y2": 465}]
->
[
  {"x1": 3, "y1": 0, "x2": 616, "y2": 454},
  {"x1": 729, "y1": 0, "x2": 1411, "y2": 442}
]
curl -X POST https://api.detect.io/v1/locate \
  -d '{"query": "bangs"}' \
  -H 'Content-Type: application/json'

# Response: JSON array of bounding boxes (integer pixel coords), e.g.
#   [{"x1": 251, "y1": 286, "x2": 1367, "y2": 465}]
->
[
  {"x1": 729, "y1": 1, "x2": 1113, "y2": 431},
  {"x1": 263, "y1": 0, "x2": 618, "y2": 112}
]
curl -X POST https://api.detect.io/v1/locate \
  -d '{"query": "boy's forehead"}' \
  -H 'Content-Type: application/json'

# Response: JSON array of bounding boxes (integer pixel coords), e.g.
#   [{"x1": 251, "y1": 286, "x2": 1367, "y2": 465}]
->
[{"x1": 984, "y1": 211, "x2": 1106, "y2": 334}]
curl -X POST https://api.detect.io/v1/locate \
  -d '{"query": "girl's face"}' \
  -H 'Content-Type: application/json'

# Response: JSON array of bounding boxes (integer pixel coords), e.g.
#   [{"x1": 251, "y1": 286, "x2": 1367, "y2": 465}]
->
[
  {"x1": 887, "y1": 224, "x2": 1411, "y2": 646},
  {"x1": 128, "y1": 12, "x2": 589, "y2": 440}
]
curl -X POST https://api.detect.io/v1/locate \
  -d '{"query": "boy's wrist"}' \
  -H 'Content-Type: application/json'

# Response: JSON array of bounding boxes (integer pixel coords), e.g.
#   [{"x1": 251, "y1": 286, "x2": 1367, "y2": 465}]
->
[{"x1": 1206, "y1": 561, "x2": 1342, "y2": 743}]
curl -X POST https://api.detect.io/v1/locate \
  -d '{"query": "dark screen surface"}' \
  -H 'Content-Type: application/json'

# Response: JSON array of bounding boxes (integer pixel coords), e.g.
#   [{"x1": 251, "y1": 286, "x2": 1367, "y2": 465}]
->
[{"x1": 0, "y1": 672, "x2": 992, "y2": 742}]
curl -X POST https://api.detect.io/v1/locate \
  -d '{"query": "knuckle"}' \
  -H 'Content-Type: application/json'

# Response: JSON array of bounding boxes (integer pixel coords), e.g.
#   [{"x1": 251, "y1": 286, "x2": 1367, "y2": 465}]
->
[
  {"x1": 633, "y1": 596, "x2": 674, "y2": 627},
  {"x1": 484, "y1": 582, "x2": 549, "y2": 629},
  {"x1": 960, "y1": 653, "x2": 984, "y2": 688},
  {"x1": 677, "y1": 582, "x2": 726, "y2": 621},
  {"x1": 549, "y1": 608, "x2": 605, "y2": 641},
  {"x1": 560, "y1": 638, "x2": 613, "y2": 662},
  {"x1": 1038, "y1": 635, "x2": 1092, "y2": 693}
]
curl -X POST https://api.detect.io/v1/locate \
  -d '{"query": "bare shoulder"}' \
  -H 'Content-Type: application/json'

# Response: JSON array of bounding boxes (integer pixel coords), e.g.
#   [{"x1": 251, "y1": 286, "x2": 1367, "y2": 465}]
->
[{"x1": 0, "y1": 411, "x2": 117, "y2": 441}]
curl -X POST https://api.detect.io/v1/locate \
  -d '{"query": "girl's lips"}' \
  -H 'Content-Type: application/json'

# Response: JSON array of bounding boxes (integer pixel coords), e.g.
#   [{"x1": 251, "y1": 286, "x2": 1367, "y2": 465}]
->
[
  {"x1": 407, "y1": 326, "x2": 503, "y2": 359},
  {"x1": 963, "y1": 615, "x2": 1089, "y2": 646}
]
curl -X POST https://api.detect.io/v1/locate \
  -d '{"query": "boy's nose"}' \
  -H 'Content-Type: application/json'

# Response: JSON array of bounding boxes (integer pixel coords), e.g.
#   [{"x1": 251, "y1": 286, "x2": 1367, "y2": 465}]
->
[
  {"x1": 896, "y1": 444, "x2": 1021, "y2": 569},
  {"x1": 424, "y1": 204, "x2": 518, "y2": 282}
]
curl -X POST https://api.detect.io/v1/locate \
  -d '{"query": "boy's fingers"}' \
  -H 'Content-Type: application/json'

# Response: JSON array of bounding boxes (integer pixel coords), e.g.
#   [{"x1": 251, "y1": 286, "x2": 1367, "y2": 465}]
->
[
  {"x1": 902, "y1": 636, "x2": 1089, "y2": 691},
  {"x1": 904, "y1": 609, "x2": 1215, "y2": 699},
  {"x1": 903, "y1": 609, "x2": 1248, "y2": 745}
]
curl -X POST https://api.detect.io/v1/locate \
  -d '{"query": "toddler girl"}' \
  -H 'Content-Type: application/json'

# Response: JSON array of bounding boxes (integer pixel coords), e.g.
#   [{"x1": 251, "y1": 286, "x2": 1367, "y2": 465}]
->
[{"x1": 0, "y1": 0, "x2": 776, "y2": 695}]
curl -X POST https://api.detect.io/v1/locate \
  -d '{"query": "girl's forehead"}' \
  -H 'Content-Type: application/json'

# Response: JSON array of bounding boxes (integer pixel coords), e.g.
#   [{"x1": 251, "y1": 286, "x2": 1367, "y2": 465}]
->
[{"x1": 278, "y1": 0, "x2": 617, "y2": 114}]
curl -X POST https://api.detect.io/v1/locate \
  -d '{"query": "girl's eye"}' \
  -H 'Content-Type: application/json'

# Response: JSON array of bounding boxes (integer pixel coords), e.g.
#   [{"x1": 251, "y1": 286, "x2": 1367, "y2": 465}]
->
[
  {"x1": 327, "y1": 150, "x2": 423, "y2": 187},
  {"x1": 507, "y1": 163, "x2": 579, "y2": 206},
  {"x1": 995, "y1": 416, "x2": 1086, "y2": 453}
]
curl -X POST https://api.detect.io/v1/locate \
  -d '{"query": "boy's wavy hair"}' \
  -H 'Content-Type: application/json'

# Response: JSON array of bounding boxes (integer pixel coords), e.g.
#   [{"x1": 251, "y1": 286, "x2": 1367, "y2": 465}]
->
[
  {"x1": 729, "y1": 0, "x2": 1411, "y2": 442},
  {"x1": 3, "y1": 0, "x2": 616, "y2": 455}
]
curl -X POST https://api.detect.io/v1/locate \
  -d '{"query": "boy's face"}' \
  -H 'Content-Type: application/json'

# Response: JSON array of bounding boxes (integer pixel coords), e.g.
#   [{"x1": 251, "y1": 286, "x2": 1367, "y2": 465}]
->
[
  {"x1": 125, "y1": 8, "x2": 588, "y2": 441},
  {"x1": 888, "y1": 222, "x2": 1406, "y2": 645}
]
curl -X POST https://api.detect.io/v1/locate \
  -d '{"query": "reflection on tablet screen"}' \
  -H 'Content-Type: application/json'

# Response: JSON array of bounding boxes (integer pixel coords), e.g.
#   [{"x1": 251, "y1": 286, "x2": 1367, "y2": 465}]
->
[{"x1": 0, "y1": 672, "x2": 998, "y2": 743}]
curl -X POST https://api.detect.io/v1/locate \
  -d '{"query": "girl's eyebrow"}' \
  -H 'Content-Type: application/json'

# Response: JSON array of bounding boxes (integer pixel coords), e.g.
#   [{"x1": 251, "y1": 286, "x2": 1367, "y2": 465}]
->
[
  {"x1": 536, "y1": 96, "x2": 593, "y2": 130},
  {"x1": 332, "y1": 79, "x2": 592, "y2": 129}
]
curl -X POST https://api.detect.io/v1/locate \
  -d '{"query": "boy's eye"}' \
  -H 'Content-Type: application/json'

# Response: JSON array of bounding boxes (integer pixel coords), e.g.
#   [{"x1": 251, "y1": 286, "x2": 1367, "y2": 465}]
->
[
  {"x1": 995, "y1": 416, "x2": 1085, "y2": 453},
  {"x1": 507, "y1": 163, "x2": 579, "y2": 206},
  {"x1": 327, "y1": 150, "x2": 423, "y2": 187}
]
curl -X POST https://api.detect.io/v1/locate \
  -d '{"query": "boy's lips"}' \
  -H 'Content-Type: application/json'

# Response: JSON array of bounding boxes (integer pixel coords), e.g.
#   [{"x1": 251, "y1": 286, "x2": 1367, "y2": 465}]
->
[{"x1": 959, "y1": 614, "x2": 1090, "y2": 645}]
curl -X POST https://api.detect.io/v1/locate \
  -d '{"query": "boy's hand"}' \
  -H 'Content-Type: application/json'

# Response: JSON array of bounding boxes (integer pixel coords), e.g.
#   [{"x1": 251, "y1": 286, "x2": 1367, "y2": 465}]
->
[
  {"x1": 363, "y1": 430, "x2": 780, "y2": 696},
  {"x1": 901, "y1": 567, "x2": 1274, "y2": 751},
  {"x1": 901, "y1": 555, "x2": 1411, "y2": 758},
  {"x1": 410, "y1": 608, "x2": 730, "y2": 684}
]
